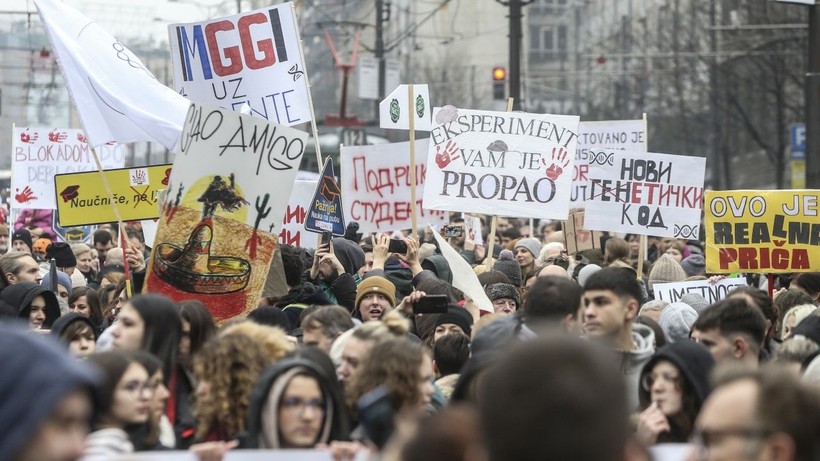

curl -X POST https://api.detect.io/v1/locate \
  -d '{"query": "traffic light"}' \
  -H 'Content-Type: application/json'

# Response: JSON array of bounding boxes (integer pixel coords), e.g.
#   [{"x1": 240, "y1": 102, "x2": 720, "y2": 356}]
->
[{"x1": 492, "y1": 67, "x2": 506, "y2": 100}]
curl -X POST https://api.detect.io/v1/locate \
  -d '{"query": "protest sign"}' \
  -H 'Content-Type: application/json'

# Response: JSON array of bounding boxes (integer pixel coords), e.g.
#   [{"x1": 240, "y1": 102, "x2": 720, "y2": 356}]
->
[
  {"x1": 583, "y1": 151, "x2": 705, "y2": 239},
  {"x1": 430, "y1": 226, "x2": 492, "y2": 314},
  {"x1": 341, "y1": 140, "x2": 448, "y2": 233},
  {"x1": 12, "y1": 127, "x2": 124, "y2": 210},
  {"x1": 54, "y1": 165, "x2": 171, "y2": 227},
  {"x1": 464, "y1": 216, "x2": 484, "y2": 245},
  {"x1": 379, "y1": 84, "x2": 432, "y2": 131},
  {"x1": 305, "y1": 159, "x2": 345, "y2": 235},
  {"x1": 423, "y1": 107, "x2": 580, "y2": 219},
  {"x1": 279, "y1": 180, "x2": 318, "y2": 249},
  {"x1": 653, "y1": 277, "x2": 747, "y2": 304},
  {"x1": 169, "y1": 3, "x2": 311, "y2": 126},
  {"x1": 564, "y1": 208, "x2": 603, "y2": 255},
  {"x1": 572, "y1": 119, "x2": 646, "y2": 206},
  {"x1": 704, "y1": 190, "x2": 820, "y2": 273},
  {"x1": 52, "y1": 212, "x2": 95, "y2": 244},
  {"x1": 35, "y1": 0, "x2": 190, "y2": 150},
  {"x1": 145, "y1": 103, "x2": 306, "y2": 321}
]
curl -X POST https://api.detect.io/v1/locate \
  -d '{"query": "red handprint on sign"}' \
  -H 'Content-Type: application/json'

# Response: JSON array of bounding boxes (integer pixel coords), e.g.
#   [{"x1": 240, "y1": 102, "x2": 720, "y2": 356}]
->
[
  {"x1": 541, "y1": 147, "x2": 570, "y2": 181},
  {"x1": 435, "y1": 140, "x2": 460, "y2": 169},
  {"x1": 48, "y1": 130, "x2": 68, "y2": 143},
  {"x1": 15, "y1": 186, "x2": 37, "y2": 204},
  {"x1": 77, "y1": 132, "x2": 87, "y2": 143},
  {"x1": 20, "y1": 130, "x2": 38, "y2": 144}
]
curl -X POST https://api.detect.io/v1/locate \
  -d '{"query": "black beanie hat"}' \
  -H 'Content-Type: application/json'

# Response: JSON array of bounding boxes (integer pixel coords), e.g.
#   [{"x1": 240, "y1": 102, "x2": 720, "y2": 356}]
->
[
  {"x1": 11, "y1": 229, "x2": 33, "y2": 252},
  {"x1": 435, "y1": 305, "x2": 474, "y2": 337},
  {"x1": 46, "y1": 242, "x2": 77, "y2": 268}
]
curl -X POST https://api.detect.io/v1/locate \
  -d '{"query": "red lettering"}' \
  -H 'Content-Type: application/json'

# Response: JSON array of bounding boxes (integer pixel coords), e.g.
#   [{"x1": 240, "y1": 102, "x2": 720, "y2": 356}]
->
[
  {"x1": 573, "y1": 164, "x2": 588, "y2": 181},
  {"x1": 772, "y1": 249, "x2": 789, "y2": 270},
  {"x1": 792, "y1": 249, "x2": 810, "y2": 269},
  {"x1": 738, "y1": 248, "x2": 757, "y2": 269},
  {"x1": 205, "y1": 20, "x2": 242, "y2": 77},
  {"x1": 719, "y1": 248, "x2": 737, "y2": 270},
  {"x1": 238, "y1": 13, "x2": 275, "y2": 70}
]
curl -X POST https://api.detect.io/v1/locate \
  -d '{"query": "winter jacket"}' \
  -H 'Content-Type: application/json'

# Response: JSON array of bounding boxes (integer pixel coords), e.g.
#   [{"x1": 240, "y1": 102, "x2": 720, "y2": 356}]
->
[
  {"x1": 617, "y1": 323, "x2": 656, "y2": 411},
  {"x1": 0, "y1": 281, "x2": 61, "y2": 328},
  {"x1": 83, "y1": 428, "x2": 134, "y2": 457},
  {"x1": 14, "y1": 209, "x2": 56, "y2": 240}
]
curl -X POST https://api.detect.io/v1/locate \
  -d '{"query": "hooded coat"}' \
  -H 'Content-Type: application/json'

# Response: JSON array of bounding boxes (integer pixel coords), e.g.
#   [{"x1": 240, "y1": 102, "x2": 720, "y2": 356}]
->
[
  {"x1": 304, "y1": 238, "x2": 363, "y2": 312},
  {"x1": 618, "y1": 323, "x2": 655, "y2": 411},
  {"x1": 0, "y1": 324, "x2": 99, "y2": 461},
  {"x1": 0, "y1": 281, "x2": 61, "y2": 328},
  {"x1": 243, "y1": 357, "x2": 350, "y2": 449},
  {"x1": 50, "y1": 312, "x2": 99, "y2": 341}
]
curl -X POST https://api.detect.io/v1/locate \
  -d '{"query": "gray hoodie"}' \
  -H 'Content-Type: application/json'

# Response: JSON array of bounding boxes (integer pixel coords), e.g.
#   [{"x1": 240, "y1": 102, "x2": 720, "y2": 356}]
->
[{"x1": 617, "y1": 323, "x2": 655, "y2": 411}]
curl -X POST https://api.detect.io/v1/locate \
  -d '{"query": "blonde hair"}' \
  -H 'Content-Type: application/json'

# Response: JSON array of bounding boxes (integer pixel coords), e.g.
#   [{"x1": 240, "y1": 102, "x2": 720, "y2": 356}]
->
[
  {"x1": 352, "y1": 309, "x2": 409, "y2": 342},
  {"x1": 219, "y1": 321, "x2": 294, "y2": 364},
  {"x1": 782, "y1": 304, "x2": 818, "y2": 338},
  {"x1": 71, "y1": 243, "x2": 92, "y2": 257}
]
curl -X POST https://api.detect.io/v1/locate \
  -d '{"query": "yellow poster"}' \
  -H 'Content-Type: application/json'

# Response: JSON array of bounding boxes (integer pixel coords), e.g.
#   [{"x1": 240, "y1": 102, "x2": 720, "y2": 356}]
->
[
  {"x1": 705, "y1": 190, "x2": 820, "y2": 274},
  {"x1": 54, "y1": 165, "x2": 172, "y2": 227}
]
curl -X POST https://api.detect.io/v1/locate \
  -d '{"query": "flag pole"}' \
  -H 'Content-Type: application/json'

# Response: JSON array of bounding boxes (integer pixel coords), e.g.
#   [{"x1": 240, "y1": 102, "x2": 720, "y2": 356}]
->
[
  {"x1": 484, "y1": 97, "x2": 516, "y2": 266},
  {"x1": 637, "y1": 113, "x2": 649, "y2": 279},
  {"x1": 408, "y1": 84, "x2": 418, "y2": 235},
  {"x1": 291, "y1": 6, "x2": 323, "y2": 171}
]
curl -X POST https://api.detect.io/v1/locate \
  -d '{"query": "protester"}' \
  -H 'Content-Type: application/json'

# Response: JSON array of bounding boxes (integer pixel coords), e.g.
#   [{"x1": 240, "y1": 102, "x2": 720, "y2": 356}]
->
[
  {"x1": 33, "y1": 238, "x2": 51, "y2": 261},
  {"x1": 780, "y1": 304, "x2": 817, "y2": 339},
  {"x1": 51, "y1": 312, "x2": 98, "y2": 358},
  {"x1": 433, "y1": 332, "x2": 470, "y2": 400},
  {"x1": 130, "y1": 351, "x2": 174, "y2": 450},
  {"x1": 176, "y1": 300, "x2": 217, "y2": 448},
  {"x1": 791, "y1": 272, "x2": 820, "y2": 305},
  {"x1": 691, "y1": 297, "x2": 767, "y2": 367},
  {"x1": 301, "y1": 305, "x2": 355, "y2": 353},
  {"x1": 93, "y1": 229, "x2": 115, "y2": 267},
  {"x1": 773, "y1": 337, "x2": 820, "y2": 377},
  {"x1": 306, "y1": 237, "x2": 364, "y2": 311},
  {"x1": 10, "y1": 229, "x2": 33, "y2": 255},
  {"x1": 0, "y1": 281, "x2": 61, "y2": 330},
  {"x1": 0, "y1": 223, "x2": 9, "y2": 253},
  {"x1": 41, "y1": 270, "x2": 72, "y2": 306},
  {"x1": 0, "y1": 251, "x2": 43, "y2": 289},
  {"x1": 582, "y1": 267, "x2": 655, "y2": 410},
  {"x1": 0, "y1": 324, "x2": 99, "y2": 461},
  {"x1": 46, "y1": 242, "x2": 77, "y2": 276},
  {"x1": 68, "y1": 286, "x2": 107, "y2": 335},
  {"x1": 354, "y1": 275, "x2": 397, "y2": 322},
  {"x1": 72, "y1": 243, "x2": 98, "y2": 285},
  {"x1": 522, "y1": 275, "x2": 584, "y2": 335},
  {"x1": 432, "y1": 306, "x2": 473, "y2": 342},
  {"x1": 335, "y1": 311, "x2": 409, "y2": 386},
  {"x1": 513, "y1": 237, "x2": 541, "y2": 287},
  {"x1": 484, "y1": 283, "x2": 520, "y2": 315},
  {"x1": 636, "y1": 340, "x2": 715, "y2": 445},
  {"x1": 14, "y1": 209, "x2": 56, "y2": 240}
]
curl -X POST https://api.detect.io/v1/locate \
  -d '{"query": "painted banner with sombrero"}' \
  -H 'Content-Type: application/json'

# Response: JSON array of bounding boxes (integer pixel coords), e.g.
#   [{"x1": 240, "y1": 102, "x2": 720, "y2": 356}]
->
[{"x1": 144, "y1": 103, "x2": 307, "y2": 321}]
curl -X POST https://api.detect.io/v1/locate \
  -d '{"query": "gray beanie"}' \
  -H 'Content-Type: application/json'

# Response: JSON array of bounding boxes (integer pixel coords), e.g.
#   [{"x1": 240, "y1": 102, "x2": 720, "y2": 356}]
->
[
  {"x1": 514, "y1": 237, "x2": 542, "y2": 259},
  {"x1": 679, "y1": 254, "x2": 706, "y2": 278},
  {"x1": 639, "y1": 299, "x2": 669, "y2": 316},
  {"x1": 659, "y1": 302, "x2": 698, "y2": 343},
  {"x1": 577, "y1": 264, "x2": 602, "y2": 287},
  {"x1": 485, "y1": 283, "x2": 521, "y2": 310},
  {"x1": 493, "y1": 250, "x2": 522, "y2": 287},
  {"x1": 680, "y1": 293, "x2": 709, "y2": 314}
]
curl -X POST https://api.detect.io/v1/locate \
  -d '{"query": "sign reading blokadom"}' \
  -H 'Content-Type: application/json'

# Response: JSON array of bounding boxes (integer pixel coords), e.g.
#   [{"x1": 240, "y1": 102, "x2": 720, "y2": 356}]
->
[{"x1": 422, "y1": 106, "x2": 580, "y2": 219}]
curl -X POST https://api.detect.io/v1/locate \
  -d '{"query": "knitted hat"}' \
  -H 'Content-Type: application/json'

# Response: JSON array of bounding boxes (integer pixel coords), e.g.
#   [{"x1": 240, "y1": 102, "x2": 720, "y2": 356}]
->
[
  {"x1": 33, "y1": 238, "x2": 51, "y2": 254},
  {"x1": 577, "y1": 264, "x2": 602, "y2": 287},
  {"x1": 493, "y1": 250, "x2": 522, "y2": 287},
  {"x1": 680, "y1": 254, "x2": 706, "y2": 278},
  {"x1": 356, "y1": 276, "x2": 397, "y2": 308},
  {"x1": 46, "y1": 242, "x2": 77, "y2": 268},
  {"x1": 11, "y1": 229, "x2": 32, "y2": 252},
  {"x1": 658, "y1": 302, "x2": 698, "y2": 343},
  {"x1": 648, "y1": 254, "x2": 687, "y2": 291},
  {"x1": 484, "y1": 283, "x2": 521, "y2": 309},
  {"x1": 41, "y1": 271, "x2": 73, "y2": 295},
  {"x1": 680, "y1": 293, "x2": 709, "y2": 314},
  {"x1": 435, "y1": 305, "x2": 474, "y2": 337},
  {"x1": 514, "y1": 237, "x2": 542, "y2": 259}
]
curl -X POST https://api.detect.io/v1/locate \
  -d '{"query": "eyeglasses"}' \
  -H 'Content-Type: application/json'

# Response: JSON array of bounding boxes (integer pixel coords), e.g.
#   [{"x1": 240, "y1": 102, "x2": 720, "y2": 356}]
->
[
  {"x1": 689, "y1": 428, "x2": 770, "y2": 460},
  {"x1": 120, "y1": 379, "x2": 158, "y2": 394},
  {"x1": 641, "y1": 372, "x2": 680, "y2": 391},
  {"x1": 281, "y1": 397, "x2": 326, "y2": 415}
]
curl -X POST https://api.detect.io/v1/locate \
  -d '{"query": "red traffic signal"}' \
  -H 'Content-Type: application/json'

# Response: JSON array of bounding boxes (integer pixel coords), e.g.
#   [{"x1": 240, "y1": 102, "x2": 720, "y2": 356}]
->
[{"x1": 492, "y1": 67, "x2": 507, "y2": 81}]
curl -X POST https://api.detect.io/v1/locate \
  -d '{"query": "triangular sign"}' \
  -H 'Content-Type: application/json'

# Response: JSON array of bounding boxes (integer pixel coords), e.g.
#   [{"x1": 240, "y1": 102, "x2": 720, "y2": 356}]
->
[
  {"x1": 379, "y1": 84, "x2": 432, "y2": 131},
  {"x1": 304, "y1": 158, "x2": 346, "y2": 236}
]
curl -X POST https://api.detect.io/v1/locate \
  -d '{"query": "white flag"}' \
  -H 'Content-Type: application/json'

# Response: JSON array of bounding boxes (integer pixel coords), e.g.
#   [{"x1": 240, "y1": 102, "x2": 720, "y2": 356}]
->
[
  {"x1": 34, "y1": 0, "x2": 190, "y2": 150},
  {"x1": 379, "y1": 84, "x2": 432, "y2": 131}
]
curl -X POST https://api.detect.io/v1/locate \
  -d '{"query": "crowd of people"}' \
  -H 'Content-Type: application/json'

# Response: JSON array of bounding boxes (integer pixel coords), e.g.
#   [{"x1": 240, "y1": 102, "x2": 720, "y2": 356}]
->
[{"x1": 1, "y1": 209, "x2": 820, "y2": 461}]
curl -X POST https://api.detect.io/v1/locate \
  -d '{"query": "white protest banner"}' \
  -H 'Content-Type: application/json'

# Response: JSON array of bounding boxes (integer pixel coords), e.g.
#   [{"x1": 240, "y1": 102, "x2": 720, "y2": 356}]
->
[
  {"x1": 379, "y1": 84, "x2": 432, "y2": 130},
  {"x1": 430, "y1": 226, "x2": 493, "y2": 314},
  {"x1": 584, "y1": 150, "x2": 706, "y2": 239},
  {"x1": 572, "y1": 119, "x2": 646, "y2": 206},
  {"x1": 423, "y1": 107, "x2": 580, "y2": 219},
  {"x1": 465, "y1": 216, "x2": 484, "y2": 245},
  {"x1": 279, "y1": 180, "x2": 318, "y2": 249},
  {"x1": 653, "y1": 277, "x2": 747, "y2": 304},
  {"x1": 169, "y1": 3, "x2": 311, "y2": 126},
  {"x1": 12, "y1": 127, "x2": 124, "y2": 210},
  {"x1": 34, "y1": 0, "x2": 190, "y2": 150},
  {"x1": 145, "y1": 103, "x2": 306, "y2": 322},
  {"x1": 341, "y1": 140, "x2": 448, "y2": 233}
]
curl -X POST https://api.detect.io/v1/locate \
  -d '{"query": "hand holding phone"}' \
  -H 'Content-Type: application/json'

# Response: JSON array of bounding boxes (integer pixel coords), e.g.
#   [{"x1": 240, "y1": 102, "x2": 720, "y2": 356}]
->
[{"x1": 412, "y1": 294, "x2": 449, "y2": 314}]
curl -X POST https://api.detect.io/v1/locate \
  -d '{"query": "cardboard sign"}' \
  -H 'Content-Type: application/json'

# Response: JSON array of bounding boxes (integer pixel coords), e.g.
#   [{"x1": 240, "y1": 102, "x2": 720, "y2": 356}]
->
[
  {"x1": 584, "y1": 150, "x2": 706, "y2": 239},
  {"x1": 53, "y1": 165, "x2": 171, "y2": 226},
  {"x1": 169, "y1": 3, "x2": 311, "y2": 126},
  {"x1": 379, "y1": 84, "x2": 432, "y2": 130},
  {"x1": 279, "y1": 180, "x2": 318, "y2": 249},
  {"x1": 653, "y1": 278, "x2": 747, "y2": 304},
  {"x1": 564, "y1": 208, "x2": 603, "y2": 255},
  {"x1": 423, "y1": 107, "x2": 580, "y2": 219},
  {"x1": 340, "y1": 139, "x2": 448, "y2": 233},
  {"x1": 12, "y1": 127, "x2": 124, "y2": 210},
  {"x1": 145, "y1": 103, "x2": 306, "y2": 321},
  {"x1": 572, "y1": 119, "x2": 646, "y2": 206},
  {"x1": 704, "y1": 190, "x2": 820, "y2": 273},
  {"x1": 305, "y1": 159, "x2": 345, "y2": 235}
]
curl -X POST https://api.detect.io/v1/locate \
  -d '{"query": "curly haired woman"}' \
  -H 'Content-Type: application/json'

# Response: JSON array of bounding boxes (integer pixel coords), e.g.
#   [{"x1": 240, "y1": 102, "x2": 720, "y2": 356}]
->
[{"x1": 193, "y1": 333, "x2": 270, "y2": 442}]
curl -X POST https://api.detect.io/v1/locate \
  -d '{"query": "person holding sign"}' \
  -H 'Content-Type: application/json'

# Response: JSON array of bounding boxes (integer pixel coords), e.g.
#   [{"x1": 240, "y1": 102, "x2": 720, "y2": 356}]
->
[{"x1": 307, "y1": 238, "x2": 364, "y2": 313}]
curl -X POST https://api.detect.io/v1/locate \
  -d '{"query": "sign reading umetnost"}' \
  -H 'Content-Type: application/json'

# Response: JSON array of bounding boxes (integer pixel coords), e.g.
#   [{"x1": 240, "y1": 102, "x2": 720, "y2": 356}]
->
[
  {"x1": 168, "y1": 3, "x2": 311, "y2": 126},
  {"x1": 705, "y1": 190, "x2": 820, "y2": 273},
  {"x1": 653, "y1": 278, "x2": 747, "y2": 304},
  {"x1": 584, "y1": 150, "x2": 705, "y2": 239},
  {"x1": 422, "y1": 106, "x2": 580, "y2": 219},
  {"x1": 54, "y1": 165, "x2": 171, "y2": 227}
]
